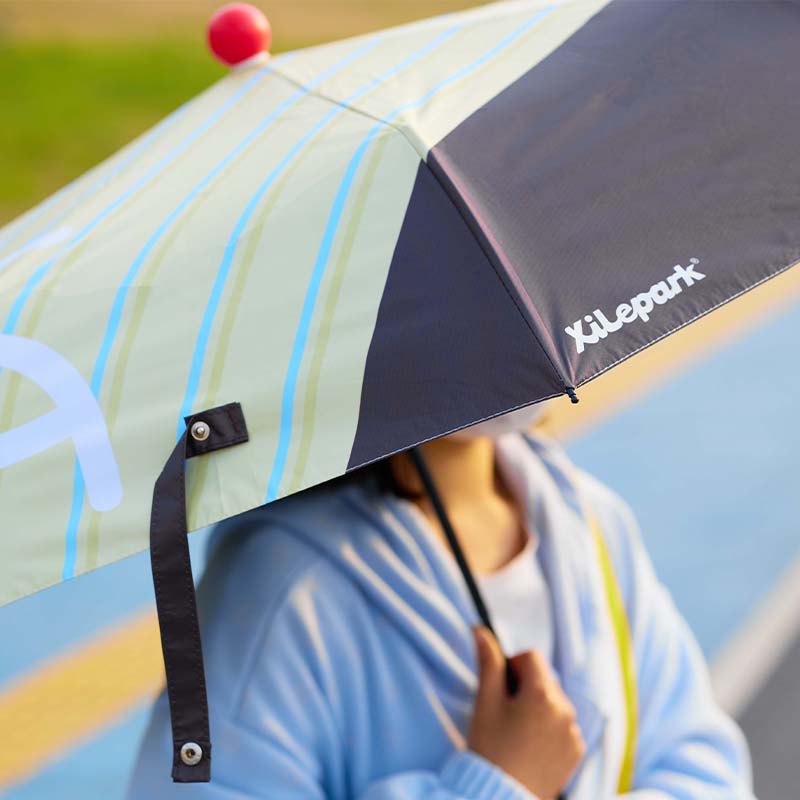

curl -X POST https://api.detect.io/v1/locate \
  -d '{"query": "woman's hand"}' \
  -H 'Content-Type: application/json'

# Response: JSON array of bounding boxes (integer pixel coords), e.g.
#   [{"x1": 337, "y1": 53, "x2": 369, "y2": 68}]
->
[{"x1": 467, "y1": 627, "x2": 585, "y2": 800}]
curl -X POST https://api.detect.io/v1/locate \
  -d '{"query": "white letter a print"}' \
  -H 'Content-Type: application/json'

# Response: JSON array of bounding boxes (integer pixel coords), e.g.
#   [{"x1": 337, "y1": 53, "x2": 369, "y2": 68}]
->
[{"x1": 0, "y1": 334, "x2": 122, "y2": 511}]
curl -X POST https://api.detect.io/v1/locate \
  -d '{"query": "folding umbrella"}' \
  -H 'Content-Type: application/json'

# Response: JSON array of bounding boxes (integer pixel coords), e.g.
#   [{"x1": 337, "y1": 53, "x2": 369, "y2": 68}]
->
[{"x1": 1, "y1": 0, "x2": 799, "y2": 786}]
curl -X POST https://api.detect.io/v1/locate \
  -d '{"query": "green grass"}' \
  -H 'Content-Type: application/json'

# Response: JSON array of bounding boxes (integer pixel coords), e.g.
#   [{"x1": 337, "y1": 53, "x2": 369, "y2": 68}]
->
[
  {"x1": 0, "y1": 39, "x2": 227, "y2": 226},
  {"x1": 0, "y1": 0, "x2": 490, "y2": 227},
  {"x1": 0, "y1": 2, "x2": 485, "y2": 228}
]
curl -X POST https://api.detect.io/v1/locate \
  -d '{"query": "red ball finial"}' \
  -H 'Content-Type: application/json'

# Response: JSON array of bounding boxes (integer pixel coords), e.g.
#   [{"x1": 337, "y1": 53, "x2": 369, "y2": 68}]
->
[{"x1": 208, "y1": 4, "x2": 272, "y2": 67}]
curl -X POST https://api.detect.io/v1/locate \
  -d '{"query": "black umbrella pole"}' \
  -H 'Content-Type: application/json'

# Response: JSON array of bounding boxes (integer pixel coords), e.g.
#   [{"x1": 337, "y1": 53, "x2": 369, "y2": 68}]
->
[
  {"x1": 408, "y1": 447, "x2": 518, "y2": 695},
  {"x1": 410, "y1": 447, "x2": 566, "y2": 800}
]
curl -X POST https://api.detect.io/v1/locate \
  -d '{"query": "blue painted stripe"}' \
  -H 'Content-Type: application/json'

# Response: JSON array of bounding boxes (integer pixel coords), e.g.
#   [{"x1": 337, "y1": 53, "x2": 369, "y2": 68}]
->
[
  {"x1": 60, "y1": 41, "x2": 382, "y2": 580},
  {"x1": 61, "y1": 463, "x2": 86, "y2": 581},
  {"x1": 2, "y1": 62, "x2": 276, "y2": 337},
  {"x1": 0, "y1": 95, "x2": 194, "y2": 263},
  {"x1": 265, "y1": 8, "x2": 555, "y2": 502},
  {"x1": 177, "y1": 23, "x2": 468, "y2": 441}
]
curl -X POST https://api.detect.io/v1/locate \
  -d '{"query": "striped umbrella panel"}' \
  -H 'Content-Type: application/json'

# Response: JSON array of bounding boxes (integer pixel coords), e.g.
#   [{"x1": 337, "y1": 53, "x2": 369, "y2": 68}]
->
[{"x1": 1, "y1": 0, "x2": 798, "y2": 605}]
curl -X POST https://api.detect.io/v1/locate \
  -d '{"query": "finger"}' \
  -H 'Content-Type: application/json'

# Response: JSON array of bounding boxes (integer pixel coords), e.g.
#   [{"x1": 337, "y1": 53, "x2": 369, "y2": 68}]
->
[
  {"x1": 508, "y1": 649, "x2": 552, "y2": 692},
  {"x1": 568, "y1": 722, "x2": 587, "y2": 760},
  {"x1": 472, "y1": 627, "x2": 505, "y2": 706}
]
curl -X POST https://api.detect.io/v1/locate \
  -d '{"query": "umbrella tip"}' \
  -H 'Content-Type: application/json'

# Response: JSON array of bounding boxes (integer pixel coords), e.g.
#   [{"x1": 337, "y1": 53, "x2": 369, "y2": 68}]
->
[
  {"x1": 208, "y1": 3, "x2": 272, "y2": 69},
  {"x1": 566, "y1": 387, "x2": 579, "y2": 404}
]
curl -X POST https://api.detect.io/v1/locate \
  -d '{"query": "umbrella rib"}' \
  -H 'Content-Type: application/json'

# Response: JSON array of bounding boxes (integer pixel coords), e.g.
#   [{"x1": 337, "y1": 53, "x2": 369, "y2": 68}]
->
[
  {"x1": 267, "y1": 7, "x2": 577, "y2": 403},
  {"x1": 265, "y1": 7, "x2": 573, "y2": 501}
]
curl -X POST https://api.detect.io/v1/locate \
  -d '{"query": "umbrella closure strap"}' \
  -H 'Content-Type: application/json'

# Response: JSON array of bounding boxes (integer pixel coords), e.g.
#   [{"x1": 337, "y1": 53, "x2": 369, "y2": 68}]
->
[{"x1": 150, "y1": 402, "x2": 249, "y2": 783}]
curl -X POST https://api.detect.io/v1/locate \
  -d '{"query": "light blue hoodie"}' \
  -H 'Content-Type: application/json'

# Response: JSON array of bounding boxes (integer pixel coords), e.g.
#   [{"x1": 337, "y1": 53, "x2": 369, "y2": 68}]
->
[{"x1": 128, "y1": 433, "x2": 753, "y2": 799}]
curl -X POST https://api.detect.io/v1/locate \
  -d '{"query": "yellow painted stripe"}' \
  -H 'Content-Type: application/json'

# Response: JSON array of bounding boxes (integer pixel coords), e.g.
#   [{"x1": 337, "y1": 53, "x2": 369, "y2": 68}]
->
[
  {"x1": 591, "y1": 519, "x2": 638, "y2": 793},
  {"x1": 0, "y1": 611, "x2": 163, "y2": 790}
]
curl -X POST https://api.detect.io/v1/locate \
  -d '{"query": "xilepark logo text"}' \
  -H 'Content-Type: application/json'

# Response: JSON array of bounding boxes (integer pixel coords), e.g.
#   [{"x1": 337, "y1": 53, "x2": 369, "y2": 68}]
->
[{"x1": 565, "y1": 259, "x2": 706, "y2": 355}]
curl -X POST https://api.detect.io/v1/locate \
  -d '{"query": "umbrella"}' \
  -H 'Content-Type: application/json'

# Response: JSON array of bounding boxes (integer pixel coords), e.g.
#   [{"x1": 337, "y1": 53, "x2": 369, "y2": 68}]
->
[{"x1": 1, "y1": 0, "x2": 799, "y2": 785}]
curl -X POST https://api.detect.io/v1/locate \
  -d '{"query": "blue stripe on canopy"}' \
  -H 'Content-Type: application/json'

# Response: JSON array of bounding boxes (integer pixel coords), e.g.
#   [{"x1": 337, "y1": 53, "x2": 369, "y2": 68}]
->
[
  {"x1": 3, "y1": 62, "x2": 276, "y2": 338},
  {"x1": 267, "y1": 7, "x2": 556, "y2": 499}
]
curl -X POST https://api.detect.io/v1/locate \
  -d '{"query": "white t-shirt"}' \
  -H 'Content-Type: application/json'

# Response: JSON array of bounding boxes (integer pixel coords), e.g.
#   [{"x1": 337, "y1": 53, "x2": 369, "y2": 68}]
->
[{"x1": 477, "y1": 532, "x2": 554, "y2": 660}]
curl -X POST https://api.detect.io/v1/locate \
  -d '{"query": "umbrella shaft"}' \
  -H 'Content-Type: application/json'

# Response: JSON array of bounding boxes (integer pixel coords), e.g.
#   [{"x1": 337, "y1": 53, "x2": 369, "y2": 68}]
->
[
  {"x1": 409, "y1": 447, "x2": 566, "y2": 800},
  {"x1": 408, "y1": 448, "x2": 513, "y2": 688}
]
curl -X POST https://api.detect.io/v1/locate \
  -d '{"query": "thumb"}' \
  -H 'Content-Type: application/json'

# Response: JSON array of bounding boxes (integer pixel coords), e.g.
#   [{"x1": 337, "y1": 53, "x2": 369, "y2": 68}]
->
[{"x1": 472, "y1": 626, "x2": 505, "y2": 708}]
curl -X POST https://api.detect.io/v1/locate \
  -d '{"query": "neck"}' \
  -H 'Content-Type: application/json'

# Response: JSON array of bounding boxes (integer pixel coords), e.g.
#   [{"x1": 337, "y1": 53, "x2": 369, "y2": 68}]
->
[
  {"x1": 390, "y1": 435, "x2": 527, "y2": 575},
  {"x1": 421, "y1": 436, "x2": 497, "y2": 502},
  {"x1": 391, "y1": 436, "x2": 497, "y2": 504}
]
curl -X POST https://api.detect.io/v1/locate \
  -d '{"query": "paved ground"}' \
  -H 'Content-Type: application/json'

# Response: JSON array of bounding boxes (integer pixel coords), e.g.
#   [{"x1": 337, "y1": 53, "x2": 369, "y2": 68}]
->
[
  {"x1": 739, "y1": 627, "x2": 800, "y2": 799},
  {"x1": 1, "y1": 297, "x2": 799, "y2": 798}
]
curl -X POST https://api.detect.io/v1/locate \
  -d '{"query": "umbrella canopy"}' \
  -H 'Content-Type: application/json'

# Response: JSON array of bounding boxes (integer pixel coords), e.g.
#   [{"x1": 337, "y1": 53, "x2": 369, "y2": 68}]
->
[{"x1": 2, "y1": 0, "x2": 799, "y2": 606}]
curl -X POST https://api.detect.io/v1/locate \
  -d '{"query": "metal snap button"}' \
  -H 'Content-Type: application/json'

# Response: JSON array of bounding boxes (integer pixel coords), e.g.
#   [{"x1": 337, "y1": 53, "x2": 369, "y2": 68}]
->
[
  {"x1": 180, "y1": 742, "x2": 203, "y2": 766},
  {"x1": 190, "y1": 420, "x2": 210, "y2": 442}
]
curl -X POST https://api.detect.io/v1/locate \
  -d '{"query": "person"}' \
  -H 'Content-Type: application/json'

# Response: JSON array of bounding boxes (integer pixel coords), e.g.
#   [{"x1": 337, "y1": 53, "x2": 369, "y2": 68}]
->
[{"x1": 128, "y1": 405, "x2": 754, "y2": 799}]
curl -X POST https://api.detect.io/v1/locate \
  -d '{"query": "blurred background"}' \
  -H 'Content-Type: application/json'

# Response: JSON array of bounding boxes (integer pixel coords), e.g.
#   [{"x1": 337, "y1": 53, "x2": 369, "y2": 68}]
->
[{"x1": 1, "y1": 2, "x2": 799, "y2": 798}]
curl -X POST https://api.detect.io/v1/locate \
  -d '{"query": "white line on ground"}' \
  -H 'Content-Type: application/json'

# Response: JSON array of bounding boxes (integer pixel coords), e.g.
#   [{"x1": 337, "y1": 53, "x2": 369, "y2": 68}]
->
[{"x1": 711, "y1": 553, "x2": 800, "y2": 719}]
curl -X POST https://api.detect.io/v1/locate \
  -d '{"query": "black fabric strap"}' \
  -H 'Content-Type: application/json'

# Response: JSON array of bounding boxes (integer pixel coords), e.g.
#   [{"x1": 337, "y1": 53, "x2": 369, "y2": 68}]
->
[{"x1": 150, "y1": 402, "x2": 249, "y2": 783}]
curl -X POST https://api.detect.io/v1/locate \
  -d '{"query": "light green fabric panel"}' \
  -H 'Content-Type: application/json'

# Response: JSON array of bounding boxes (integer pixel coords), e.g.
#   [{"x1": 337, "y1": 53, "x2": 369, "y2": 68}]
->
[
  {"x1": 0, "y1": 85, "x2": 420, "y2": 605},
  {"x1": 0, "y1": 0, "x2": 611, "y2": 605}
]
